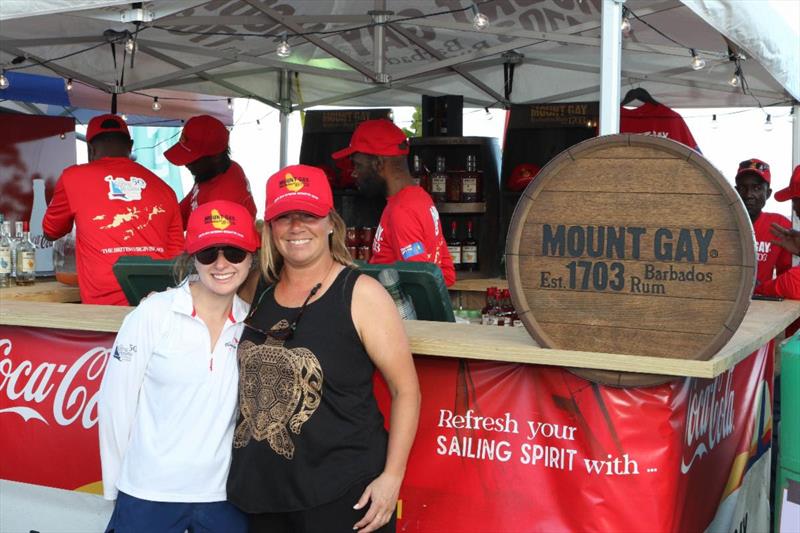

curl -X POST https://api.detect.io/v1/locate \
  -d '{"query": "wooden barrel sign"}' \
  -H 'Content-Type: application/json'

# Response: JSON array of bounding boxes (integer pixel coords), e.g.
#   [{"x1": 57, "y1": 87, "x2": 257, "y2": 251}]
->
[{"x1": 505, "y1": 134, "x2": 755, "y2": 387}]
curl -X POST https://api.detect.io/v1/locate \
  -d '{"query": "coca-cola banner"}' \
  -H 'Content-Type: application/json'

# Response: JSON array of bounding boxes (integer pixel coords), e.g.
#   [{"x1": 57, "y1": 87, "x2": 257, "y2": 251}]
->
[
  {"x1": 0, "y1": 327, "x2": 113, "y2": 492},
  {"x1": 1, "y1": 326, "x2": 773, "y2": 532},
  {"x1": 381, "y1": 342, "x2": 773, "y2": 532}
]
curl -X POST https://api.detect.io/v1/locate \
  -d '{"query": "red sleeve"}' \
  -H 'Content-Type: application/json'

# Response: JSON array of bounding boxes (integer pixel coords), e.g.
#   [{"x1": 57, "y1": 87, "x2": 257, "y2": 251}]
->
[
  {"x1": 42, "y1": 175, "x2": 74, "y2": 240},
  {"x1": 775, "y1": 217, "x2": 793, "y2": 277},
  {"x1": 166, "y1": 205, "x2": 185, "y2": 257},
  {"x1": 389, "y1": 205, "x2": 432, "y2": 264},
  {"x1": 179, "y1": 193, "x2": 192, "y2": 230},
  {"x1": 756, "y1": 267, "x2": 800, "y2": 299}
]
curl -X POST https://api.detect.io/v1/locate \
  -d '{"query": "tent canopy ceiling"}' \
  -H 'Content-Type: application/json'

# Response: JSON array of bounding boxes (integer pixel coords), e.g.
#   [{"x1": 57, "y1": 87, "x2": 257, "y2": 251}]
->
[{"x1": 1, "y1": 0, "x2": 797, "y2": 112}]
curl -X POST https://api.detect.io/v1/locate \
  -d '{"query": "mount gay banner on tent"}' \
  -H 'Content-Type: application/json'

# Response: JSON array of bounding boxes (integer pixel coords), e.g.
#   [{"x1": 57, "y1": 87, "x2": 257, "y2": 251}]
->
[{"x1": 1, "y1": 326, "x2": 773, "y2": 531}]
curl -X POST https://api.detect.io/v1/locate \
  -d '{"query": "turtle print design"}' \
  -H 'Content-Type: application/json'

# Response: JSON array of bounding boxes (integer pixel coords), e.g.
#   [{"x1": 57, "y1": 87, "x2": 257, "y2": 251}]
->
[{"x1": 234, "y1": 319, "x2": 323, "y2": 459}]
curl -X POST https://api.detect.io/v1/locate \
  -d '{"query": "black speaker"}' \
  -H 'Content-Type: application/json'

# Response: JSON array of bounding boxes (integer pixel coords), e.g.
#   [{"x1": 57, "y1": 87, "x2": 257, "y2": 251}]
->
[{"x1": 421, "y1": 95, "x2": 463, "y2": 137}]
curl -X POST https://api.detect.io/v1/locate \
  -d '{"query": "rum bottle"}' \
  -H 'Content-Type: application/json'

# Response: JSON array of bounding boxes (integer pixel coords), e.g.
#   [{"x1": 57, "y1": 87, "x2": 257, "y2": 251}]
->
[
  {"x1": 0, "y1": 219, "x2": 10, "y2": 288},
  {"x1": 429, "y1": 155, "x2": 447, "y2": 203},
  {"x1": 446, "y1": 220, "x2": 462, "y2": 271},
  {"x1": 412, "y1": 154, "x2": 429, "y2": 192},
  {"x1": 15, "y1": 221, "x2": 36, "y2": 286},
  {"x1": 461, "y1": 220, "x2": 479, "y2": 272},
  {"x1": 10, "y1": 221, "x2": 23, "y2": 280},
  {"x1": 461, "y1": 154, "x2": 481, "y2": 202}
]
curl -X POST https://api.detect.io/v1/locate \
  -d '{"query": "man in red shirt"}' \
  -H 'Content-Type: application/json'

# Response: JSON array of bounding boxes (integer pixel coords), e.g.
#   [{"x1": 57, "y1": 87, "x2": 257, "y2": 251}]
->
[
  {"x1": 734, "y1": 158, "x2": 792, "y2": 290},
  {"x1": 164, "y1": 114, "x2": 257, "y2": 228},
  {"x1": 757, "y1": 165, "x2": 800, "y2": 298},
  {"x1": 43, "y1": 114, "x2": 184, "y2": 305},
  {"x1": 332, "y1": 119, "x2": 455, "y2": 286}
]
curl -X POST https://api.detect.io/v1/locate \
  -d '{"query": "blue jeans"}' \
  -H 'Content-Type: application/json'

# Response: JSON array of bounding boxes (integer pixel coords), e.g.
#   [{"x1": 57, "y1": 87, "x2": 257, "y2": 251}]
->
[{"x1": 106, "y1": 491, "x2": 248, "y2": 533}]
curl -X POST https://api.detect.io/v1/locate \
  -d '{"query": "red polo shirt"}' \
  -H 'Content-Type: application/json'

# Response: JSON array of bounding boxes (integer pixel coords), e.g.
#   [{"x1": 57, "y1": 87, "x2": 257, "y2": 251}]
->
[
  {"x1": 620, "y1": 102, "x2": 700, "y2": 152},
  {"x1": 43, "y1": 157, "x2": 184, "y2": 305},
  {"x1": 179, "y1": 161, "x2": 257, "y2": 228},
  {"x1": 370, "y1": 185, "x2": 455, "y2": 286},
  {"x1": 754, "y1": 212, "x2": 792, "y2": 289}
]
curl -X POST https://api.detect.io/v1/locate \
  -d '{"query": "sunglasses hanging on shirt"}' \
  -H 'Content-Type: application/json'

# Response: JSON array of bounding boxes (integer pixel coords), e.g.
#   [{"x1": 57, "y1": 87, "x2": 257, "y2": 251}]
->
[
  {"x1": 195, "y1": 246, "x2": 249, "y2": 265},
  {"x1": 738, "y1": 159, "x2": 769, "y2": 172}
]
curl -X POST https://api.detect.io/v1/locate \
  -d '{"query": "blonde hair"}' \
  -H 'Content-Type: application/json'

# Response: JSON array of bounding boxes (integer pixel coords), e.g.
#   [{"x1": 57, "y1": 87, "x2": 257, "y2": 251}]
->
[{"x1": 260, "y1": 210, "x2": 354, "y2": 283}]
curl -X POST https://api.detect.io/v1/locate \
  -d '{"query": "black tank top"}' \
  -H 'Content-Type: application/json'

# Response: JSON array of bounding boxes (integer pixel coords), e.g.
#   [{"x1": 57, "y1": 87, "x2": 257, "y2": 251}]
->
[{"x1": 227, "y1": 267, "x2": 388, "y2": 512}]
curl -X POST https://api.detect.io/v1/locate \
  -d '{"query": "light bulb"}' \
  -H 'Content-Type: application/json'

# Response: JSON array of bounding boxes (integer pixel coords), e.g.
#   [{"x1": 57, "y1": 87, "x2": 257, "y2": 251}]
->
[
  {"x1": 256, "y1": 119, "x2": 262, "y2": 130},
  {"x1": 152, "y1": 97, "x2": 161, "y2": 111},
  {"x1": 59, "y1": 133, "x2": 66, "y2": 139},
  {"x1": 0, "y1": 71, "x2": 8, "y2": 90},
  {"x1": 711, "y1": 114, "x2": 718, "y2": 129},
  {"x1": 728, "y1": 72, "x2": 740, "y2": 87},
  {"x1": 125, "y1": 36, "x2": 136, "y2": 53},
  {"x1": 621, "y1": 16, "x2": 631, "y2": 34},
  {"x1": 227, "y1": 98, "x2": 233, "y2": 110},
  {"x1": 121, "y1": 113, "x2": 128, "y2": 121},
  {"x1": 690, "y1": 50, "x2": 705, "y2": 71},
  {"x1": 764, "y1": 114, "x2": 773, "y2": 131},
  {"x1": 66, "y1": 78, "x2": 73, "y2": 91},
  {"x1": 276, "y1": 39, "x2": 291, "y2": 58},
  {"x1": 470, "y1": 4, "x2": 490, "y2": 31}
]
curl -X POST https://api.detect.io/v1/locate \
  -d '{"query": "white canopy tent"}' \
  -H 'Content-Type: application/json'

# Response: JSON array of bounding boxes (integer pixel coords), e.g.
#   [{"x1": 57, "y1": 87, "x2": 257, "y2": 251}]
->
[{"x1": 1, "y1": 0, "x2": 799, "y2": 163}]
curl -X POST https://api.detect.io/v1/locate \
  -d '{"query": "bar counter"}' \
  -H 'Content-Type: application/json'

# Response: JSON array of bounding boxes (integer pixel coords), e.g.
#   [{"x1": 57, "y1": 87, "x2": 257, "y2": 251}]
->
[
  {"x1": 0, "y1": 280, "x2": 80, "y2": 303},
  {"x1": 2, "y1": 298, "x2": 797, "y2": 380}
]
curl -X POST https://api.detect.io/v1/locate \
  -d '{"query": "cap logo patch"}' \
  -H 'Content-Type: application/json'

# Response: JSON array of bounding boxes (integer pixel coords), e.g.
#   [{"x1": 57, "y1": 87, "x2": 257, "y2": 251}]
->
[
  {"x1": 281, "y1": 173, "x2": 307, "y2": 192},
  {"x1": 206, "y1": 209, "x2": 233, "y2": 229}
]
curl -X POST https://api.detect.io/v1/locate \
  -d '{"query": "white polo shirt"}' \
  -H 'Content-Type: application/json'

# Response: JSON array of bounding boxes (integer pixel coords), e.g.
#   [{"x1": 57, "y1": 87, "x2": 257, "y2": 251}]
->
[{"x1": 98, "y1": 282, "x2": 249, "y2": 502}]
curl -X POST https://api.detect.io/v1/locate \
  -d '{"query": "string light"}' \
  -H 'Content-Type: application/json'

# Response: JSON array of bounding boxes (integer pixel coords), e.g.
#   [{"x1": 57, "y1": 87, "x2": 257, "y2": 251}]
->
[
  {"x1": 621, "y1": 7, "x2": 632, "y2": 35},
  {"x1": 690, "y1": 49, "x2": 705, "y2": 71},
  {"x1": 728, "y1": 67, "x2": 741, "y2": 87},
  {"x1": 66, "y1": 78, "x2": 73, "y2": 91},
  {"x1": 121, "y1": 113, "x2": 128, "y2": 121},
  {"x1": 276, "y1": 33, "x2": 291, "y2": 58},
  {"x1": 470, "y1": 3, "x2": 490, "y2": 31},
  {"x1": 0, "y1": 69, "x2": 8, "y2": 90},
  {"x1": 764, "y1": 114, "x2": 773, "y2": 131},
  {"x1": 151, "y1": 97, "x2": 161, "y2": 111},
  {"x1": 711, "y1": 114, "x2": 718, "y2": 129},
  {"x1": 125, "y1": 36, "x2": 136, "y2": 53},
  {"x1": 227, "y1": 98, "x2": 233, "y2": 110},
  {"x1": 256, "y1": 119, "x2": 263, "y2": 130}
]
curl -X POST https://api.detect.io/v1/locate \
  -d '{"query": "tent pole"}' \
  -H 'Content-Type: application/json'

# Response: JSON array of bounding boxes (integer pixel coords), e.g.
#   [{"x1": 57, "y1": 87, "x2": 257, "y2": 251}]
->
[
  {"x1": 279, "y1": 69, "x2": 291, "y2": 168},
  {"x1": 599, "y1": 0, "x2": 625, "y2": 135},
  {"x1": 370, "y1": 1, "x2": 390, "y2": 84},
  {"x1": 792, "y1": 103, "x2": 800, "y2": 233}
]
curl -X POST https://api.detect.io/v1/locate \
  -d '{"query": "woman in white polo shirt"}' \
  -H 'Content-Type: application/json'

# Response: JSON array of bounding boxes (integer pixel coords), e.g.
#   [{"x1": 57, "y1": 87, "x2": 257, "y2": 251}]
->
[{"x1": 98, "y1": 200, "x2": 259, "y2": 533}]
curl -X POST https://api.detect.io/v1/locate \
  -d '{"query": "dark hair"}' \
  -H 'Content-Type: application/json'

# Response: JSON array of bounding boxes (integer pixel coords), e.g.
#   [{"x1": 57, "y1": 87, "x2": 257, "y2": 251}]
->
[{"x1": 90, "y1": 131, "x2": 131, "y2": 146}]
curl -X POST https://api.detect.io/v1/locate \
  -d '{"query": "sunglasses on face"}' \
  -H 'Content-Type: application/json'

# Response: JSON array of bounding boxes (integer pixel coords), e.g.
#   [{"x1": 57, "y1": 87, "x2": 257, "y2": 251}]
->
[
  {"x1": 739, "y1": 160, "x2": 769, "y2": 172},
  {"x1": 195, "y1": 246, "x2": 248, "y2": 265}
]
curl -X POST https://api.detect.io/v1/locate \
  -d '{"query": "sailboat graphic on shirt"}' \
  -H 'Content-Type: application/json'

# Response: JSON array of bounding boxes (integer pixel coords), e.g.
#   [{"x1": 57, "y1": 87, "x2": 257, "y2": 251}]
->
[{"x1": 105, "y1": 175, "x2": 146, "y2": 201}]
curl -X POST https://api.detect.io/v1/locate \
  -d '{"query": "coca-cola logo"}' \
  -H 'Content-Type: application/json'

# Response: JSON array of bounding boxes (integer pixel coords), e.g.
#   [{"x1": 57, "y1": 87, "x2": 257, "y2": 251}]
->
[
  {"x1": 680, "y1": 370, "x2": 735, "y2": 474},
  {"x1": 0, "y1": 339, "x2": 109, "y2": 429}
]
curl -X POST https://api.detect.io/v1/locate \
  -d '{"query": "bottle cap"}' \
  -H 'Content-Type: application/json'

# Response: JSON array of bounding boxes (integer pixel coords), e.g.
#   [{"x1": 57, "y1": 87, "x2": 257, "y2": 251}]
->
[{"x1": 22, "y1": 221, "x2": 29, "y2": 232}]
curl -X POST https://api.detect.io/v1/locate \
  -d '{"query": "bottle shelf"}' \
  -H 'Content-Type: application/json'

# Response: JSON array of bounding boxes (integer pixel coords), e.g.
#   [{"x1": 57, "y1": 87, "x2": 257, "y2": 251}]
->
[{"x1": 436, "y1": 202, "x2": 486, "y2": 214}]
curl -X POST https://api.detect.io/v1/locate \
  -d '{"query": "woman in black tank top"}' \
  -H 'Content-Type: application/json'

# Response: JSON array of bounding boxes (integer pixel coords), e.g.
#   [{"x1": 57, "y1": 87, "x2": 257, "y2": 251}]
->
[{"x1": 228, "y1": 165, "x2": 421, "y2": 533}]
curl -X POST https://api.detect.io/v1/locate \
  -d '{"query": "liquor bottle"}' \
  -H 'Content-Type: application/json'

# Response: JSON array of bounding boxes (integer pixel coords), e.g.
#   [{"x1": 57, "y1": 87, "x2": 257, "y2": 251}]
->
[
  {"x1": 481, "y1": 287, "x2": 497, "y2": 326},
  {"x1": 500, "y1": 289, "x2": 513, "y2": 327},
  {"x1": 10, "y1": 221, "x2": 23, "y2": 280},
  {"x1": 30, "y1": 178, "x2": 53, "y2": 273},
  {"x1": 412, "y1": 154, "x2": 430, "y2": 192},
  {"x1": 378, "y1": 268, "x2": 417, "y2": 320},
  {"x1": 15, "y1": 221, "x2": 36, "y2": 286},
  {"x1": 446, "y1": 220, "x2": 462, "y2": 271},
  {"x1": 461, "y1": 220, "x2": 479, "y2": 272},
  {"x1": 429, "y1": 155, "x2": 447, "y2": 203},
  {"x1": 446, "y1": 168, "x2": 462, "y2": 203},
  {"x1": 0, "y1": 218, "x2": 10, "y2": 288},
  {"x1": 461, "y1": 154, "x2": 481, "y2": 203}
]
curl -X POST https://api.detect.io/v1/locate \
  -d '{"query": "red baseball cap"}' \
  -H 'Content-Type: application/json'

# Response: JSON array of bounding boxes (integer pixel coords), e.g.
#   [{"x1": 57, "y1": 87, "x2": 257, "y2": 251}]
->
[
  {"x1": 265, "y1": 164, "x2": 334, "y2": 221},
  {"x1": 86, "y1": 114, "x2": 130, "y2": 143},
  {"x1": 185, "y1": 200, "x2": 259, "y2": 254},
  {"x1": 735, "y1": 158, "x2": 771, "y2": 184},
  {"x1": 508, "y1": 163, "x2": 542, "y2": 191},
  {"x1": 774, "y1": 165, "x2": 800, "y2": 202},
  {"x1": 331, "y1": 119, "x2": 409, "y2": 159},
  {"x1": 165, "y1": 115, "x2": 229, "y2": 166}
]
